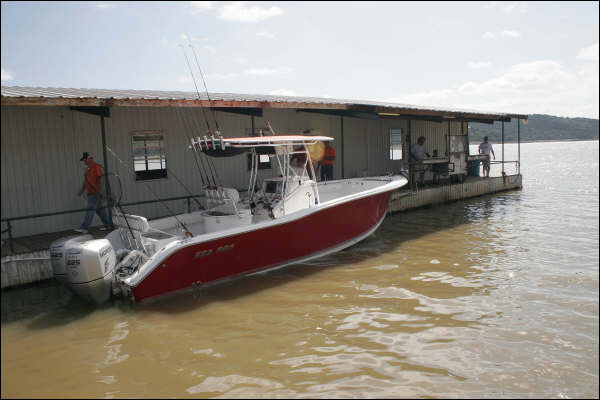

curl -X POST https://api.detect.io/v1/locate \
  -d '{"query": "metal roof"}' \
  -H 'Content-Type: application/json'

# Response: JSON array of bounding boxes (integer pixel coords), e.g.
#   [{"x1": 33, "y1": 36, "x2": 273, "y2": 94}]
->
[{"x1": 1, "y1": 86, "x2": 528, "y2": 121}]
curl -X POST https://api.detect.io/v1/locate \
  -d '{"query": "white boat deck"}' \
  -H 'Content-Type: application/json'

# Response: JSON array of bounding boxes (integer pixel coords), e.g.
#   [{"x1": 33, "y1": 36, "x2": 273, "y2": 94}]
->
[
  {"x1": 143, "y1": 177, "x2": 394, "y2": 241},
  {"x1": 317, "y1": 177, "x2": 392, "y2": 203}
]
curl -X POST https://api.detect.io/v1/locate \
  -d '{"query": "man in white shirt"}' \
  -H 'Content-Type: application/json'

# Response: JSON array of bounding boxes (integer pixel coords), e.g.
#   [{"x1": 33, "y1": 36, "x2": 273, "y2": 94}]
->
[
  {"x1": 478, "y1": 136, "x2": 495, "y2": 178},
  {"x1": 410, "y1": 136, "x2": 429, "y2": 187}
]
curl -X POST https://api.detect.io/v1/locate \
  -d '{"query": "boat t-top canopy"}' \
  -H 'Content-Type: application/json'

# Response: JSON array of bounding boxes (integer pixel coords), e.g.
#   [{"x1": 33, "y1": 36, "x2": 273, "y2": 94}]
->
[{"x1": 191, "y1": 135, "x2": 334, "y2": 157}]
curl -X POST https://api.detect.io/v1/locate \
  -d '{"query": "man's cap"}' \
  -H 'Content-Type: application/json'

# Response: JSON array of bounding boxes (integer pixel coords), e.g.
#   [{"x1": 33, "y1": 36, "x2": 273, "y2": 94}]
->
[{"x1": 80, "y1": 152, "x2": 90, "y2": 161}]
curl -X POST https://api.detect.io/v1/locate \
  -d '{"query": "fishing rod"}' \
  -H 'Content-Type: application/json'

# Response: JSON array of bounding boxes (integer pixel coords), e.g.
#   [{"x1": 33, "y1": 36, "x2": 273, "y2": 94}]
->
[
  {"x1": 192, "y1": 116, "x2": 222, "y2": 193},
  {"x1": 180, "y1": 37, "x2": 226, "y2": 200},
  {"x1": 184, "y1": 108, "x2": 220, "y2": 189},
  {"x1": 179, "y1": 44, "x2": 212, "y2": 133},
  {"x1": 186, "y1": 40, "x2": 225, "y2": 192},
  {"x1": 179, "y1": 41, "x2": 222, "y2": 190},
  {"x1": 188, "y1": 41, "x2": 221, "y2": 133},
  {"x1": 105, "y1": 146, "x2": 194, "y2": 237},
  {"x1": 175, "y1": 106, "x2": 211, "y2": 187},
  {"x1": 109, "y1": 173, "x2": 144, "y2": 252}
]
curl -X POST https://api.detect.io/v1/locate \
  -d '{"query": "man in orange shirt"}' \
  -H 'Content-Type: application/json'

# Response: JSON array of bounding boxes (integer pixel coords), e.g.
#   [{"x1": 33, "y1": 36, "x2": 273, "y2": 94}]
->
[
  {"x1": 75, "y1": 152, "x2": 111, "y2": 233},
  {"x1": 319, "y1": 142, "x2": 336, "y2": 181}
]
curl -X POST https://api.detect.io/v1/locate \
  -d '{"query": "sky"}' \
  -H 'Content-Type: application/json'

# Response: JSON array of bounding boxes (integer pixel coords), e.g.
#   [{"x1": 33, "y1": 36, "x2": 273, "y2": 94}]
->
[{"x1": 1, "y1": 1, "x2": 598, "y2": 118}]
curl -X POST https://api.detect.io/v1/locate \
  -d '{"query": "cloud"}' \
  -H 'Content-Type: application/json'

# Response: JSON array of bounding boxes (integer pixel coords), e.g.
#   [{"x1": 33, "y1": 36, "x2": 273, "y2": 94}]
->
[
  {"x1": 245, "y1": 66, "x2": 294, "y2": 76},
  {"x1": 269, "y1": 89, "x2": 297, "y2": 96},
  {"x1": 1, "y1": 67, "x2": 13, "y2": 81},
  {"x1": 96, "y1": 3, "x2": 116, "y2": 8},
  {"x1": 385, "y1": 60, "x2": 599, "y2": 118},
  {"x1": 190, "y1": 1, "x2": 213, "y2": 15},
  {"x1": 468, "y1": 61, "x2": 491, "y2": 69},
  {"x1": 501, "y1": 30, "x2": 521, "y2": 38},
  {"x1": 577, "y1": 42, "x2": 599, "y2": 61},
  {"x1": 482, "y1": 31, "x2": 496, "y2": 39},
  {"x1": 218, "y1": 1, "x2": 283, "y2": 22}
]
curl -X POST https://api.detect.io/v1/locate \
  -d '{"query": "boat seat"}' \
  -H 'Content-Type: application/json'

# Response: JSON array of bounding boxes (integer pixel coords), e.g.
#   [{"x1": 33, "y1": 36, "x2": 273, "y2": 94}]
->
[{"x1": 112, "y1": 213, "x2": 150, "y2": 232}]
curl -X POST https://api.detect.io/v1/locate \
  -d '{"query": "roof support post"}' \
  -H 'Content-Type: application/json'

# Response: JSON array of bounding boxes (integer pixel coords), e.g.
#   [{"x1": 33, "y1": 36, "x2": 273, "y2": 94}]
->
[
  {"x1": 462, "y1": 119, "x2": 468, "y2": 156},
  {"x1": 501, "y1": 120, "x2": 505, "y2": 176},
  {"x1": 71, "y1": 106, "x2": 113, "y2": 226},
  {"x1": 517, "y1": 119, "x2": 521, "y2": 175},
  {"x1": 447, "y1": 120, "x2": 451, "y2": 157},
  {"x1": 407, "y1": 120, "x2": 413, "y2": 189},
  {"x1": 100, "y1": 114, "x2": 113, "y2": 226},
  {"x1": 340, "y1": 115, "x2": 345, "y2": 179}
]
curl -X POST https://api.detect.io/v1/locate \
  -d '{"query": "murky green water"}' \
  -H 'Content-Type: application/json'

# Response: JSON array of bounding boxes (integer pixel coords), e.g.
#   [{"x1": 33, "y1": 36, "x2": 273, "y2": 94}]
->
[{"x1": 2, "y1": 141, "x2": 598, "y2": 398}]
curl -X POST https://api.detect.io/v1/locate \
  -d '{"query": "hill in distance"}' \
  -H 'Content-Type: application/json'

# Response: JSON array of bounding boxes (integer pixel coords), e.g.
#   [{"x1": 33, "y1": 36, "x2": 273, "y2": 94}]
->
[{"x1": 468, "y1": 114, "x2": 599, "y2": 143}]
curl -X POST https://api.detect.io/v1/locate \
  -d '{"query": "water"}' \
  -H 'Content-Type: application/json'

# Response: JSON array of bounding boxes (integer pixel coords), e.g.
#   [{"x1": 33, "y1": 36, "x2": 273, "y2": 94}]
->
[{"x1": 2, "y1": 141, "x2": 598, "y2": 398}]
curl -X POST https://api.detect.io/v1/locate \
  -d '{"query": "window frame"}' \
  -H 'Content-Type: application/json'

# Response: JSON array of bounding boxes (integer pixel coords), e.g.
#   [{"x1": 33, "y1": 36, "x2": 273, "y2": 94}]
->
[
  {"x1": 132, "y1": 130, "x2": 168, "y2": 181},
  {"x1": 389, "y1": 128, "x2": 403, "y2": 160}
]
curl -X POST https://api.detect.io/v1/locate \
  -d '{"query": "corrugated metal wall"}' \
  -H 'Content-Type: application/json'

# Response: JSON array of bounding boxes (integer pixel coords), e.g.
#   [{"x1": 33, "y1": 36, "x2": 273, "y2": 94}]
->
[
  {"x1": 1, "y1": 106, "x2": 455, "y2": 237},
  {"x1": 408, "y1": 120, "x2": 467, "y2": 156}
]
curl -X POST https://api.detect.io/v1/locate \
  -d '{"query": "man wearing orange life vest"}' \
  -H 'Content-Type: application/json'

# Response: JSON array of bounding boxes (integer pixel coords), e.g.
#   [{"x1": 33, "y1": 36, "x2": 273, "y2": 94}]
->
[{"x1": 319, "y1": 142, "x2": 336, "y2": 181}]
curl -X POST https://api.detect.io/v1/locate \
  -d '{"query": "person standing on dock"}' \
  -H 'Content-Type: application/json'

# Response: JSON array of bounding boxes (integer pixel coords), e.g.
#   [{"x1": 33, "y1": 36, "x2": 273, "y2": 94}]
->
[
  {"x1": 75, "y1": 152, "x2": 111, "y2": 234},
  {"x1": 319, "y1": 142, "x2": 336, "y2": 181},
  {"x1": 478, "y1": 136, "x2": 496, "y2": 178},
  {"x1": 410, "y1": 136, "x2": 428, "y2": 187}
]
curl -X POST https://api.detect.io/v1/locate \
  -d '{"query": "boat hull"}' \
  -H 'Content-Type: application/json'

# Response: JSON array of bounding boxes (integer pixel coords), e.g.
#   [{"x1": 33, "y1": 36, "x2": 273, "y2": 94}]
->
[{"x1": 130, "y1": 189, "x2": 394, "y2": 302}]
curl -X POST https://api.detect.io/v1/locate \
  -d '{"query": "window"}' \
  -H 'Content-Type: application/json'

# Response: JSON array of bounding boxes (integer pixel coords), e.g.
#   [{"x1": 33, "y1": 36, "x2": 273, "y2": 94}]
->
[
  {"x1": 390, "y1": 128, "x2": 403, "y2": 160},
  {"x1": 247, "y1": 153, "x2": 272, "y2": 170},
  {"x1": 132, "y1": 131, "x2": 167, "y2": 180}
]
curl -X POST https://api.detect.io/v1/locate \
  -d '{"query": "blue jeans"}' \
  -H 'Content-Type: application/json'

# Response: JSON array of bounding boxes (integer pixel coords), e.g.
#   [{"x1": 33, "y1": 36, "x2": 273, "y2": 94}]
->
[{"x1": 80, "y1": 194, "x2": 111, "y2": 229}]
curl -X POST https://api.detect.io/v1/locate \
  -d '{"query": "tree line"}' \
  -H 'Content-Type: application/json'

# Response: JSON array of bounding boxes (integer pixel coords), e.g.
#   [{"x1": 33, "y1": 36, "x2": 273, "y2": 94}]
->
[{"x1": 468, "y1": 114, "x2": 599, "y2": 143}]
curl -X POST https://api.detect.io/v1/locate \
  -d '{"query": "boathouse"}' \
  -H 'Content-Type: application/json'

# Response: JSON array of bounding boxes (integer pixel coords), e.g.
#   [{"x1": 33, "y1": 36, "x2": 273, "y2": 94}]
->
[{"x1": 1, "y1": 86, "x2": 526, "y2": 286}]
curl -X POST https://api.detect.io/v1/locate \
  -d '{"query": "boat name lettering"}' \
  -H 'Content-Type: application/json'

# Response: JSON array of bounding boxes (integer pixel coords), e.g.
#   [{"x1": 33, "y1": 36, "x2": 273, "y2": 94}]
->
[
  {"x1": 67, "y1": 259, "x2": 80, "y2": 266},
  {"x1": 216, "y1": 244, "x2": 235, "y2": 254},
  {"x1": 50, "y1": 252, "x2": 62, "y2": 258},
  {"x1": 194, "y1": 249, "x2": 212, "y2": 259},
  {"x1": 193, "y1": 244, "x2": 235, "y2": 259}
]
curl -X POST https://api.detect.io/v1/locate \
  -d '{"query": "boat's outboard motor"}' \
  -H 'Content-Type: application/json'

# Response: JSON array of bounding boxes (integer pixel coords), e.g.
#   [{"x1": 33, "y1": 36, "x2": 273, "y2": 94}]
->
[
  {"x1": 64, "y1": 239, "x2": 117, "y2": 304},
  {"x1": 50, "y1": 234, "x2": 93, "y2": 284}
]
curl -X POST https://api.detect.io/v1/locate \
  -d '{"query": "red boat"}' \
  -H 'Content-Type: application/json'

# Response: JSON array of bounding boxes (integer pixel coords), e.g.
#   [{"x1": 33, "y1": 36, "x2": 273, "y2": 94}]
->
[{"x1": 50, "y1": 134, "x2": 407, "y2": 304}]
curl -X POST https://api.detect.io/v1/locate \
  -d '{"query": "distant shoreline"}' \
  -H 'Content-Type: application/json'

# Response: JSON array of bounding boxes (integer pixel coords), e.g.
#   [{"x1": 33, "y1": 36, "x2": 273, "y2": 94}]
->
[{"x1": 469, "y1": 138, "x2": 599, "y2": 145}]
